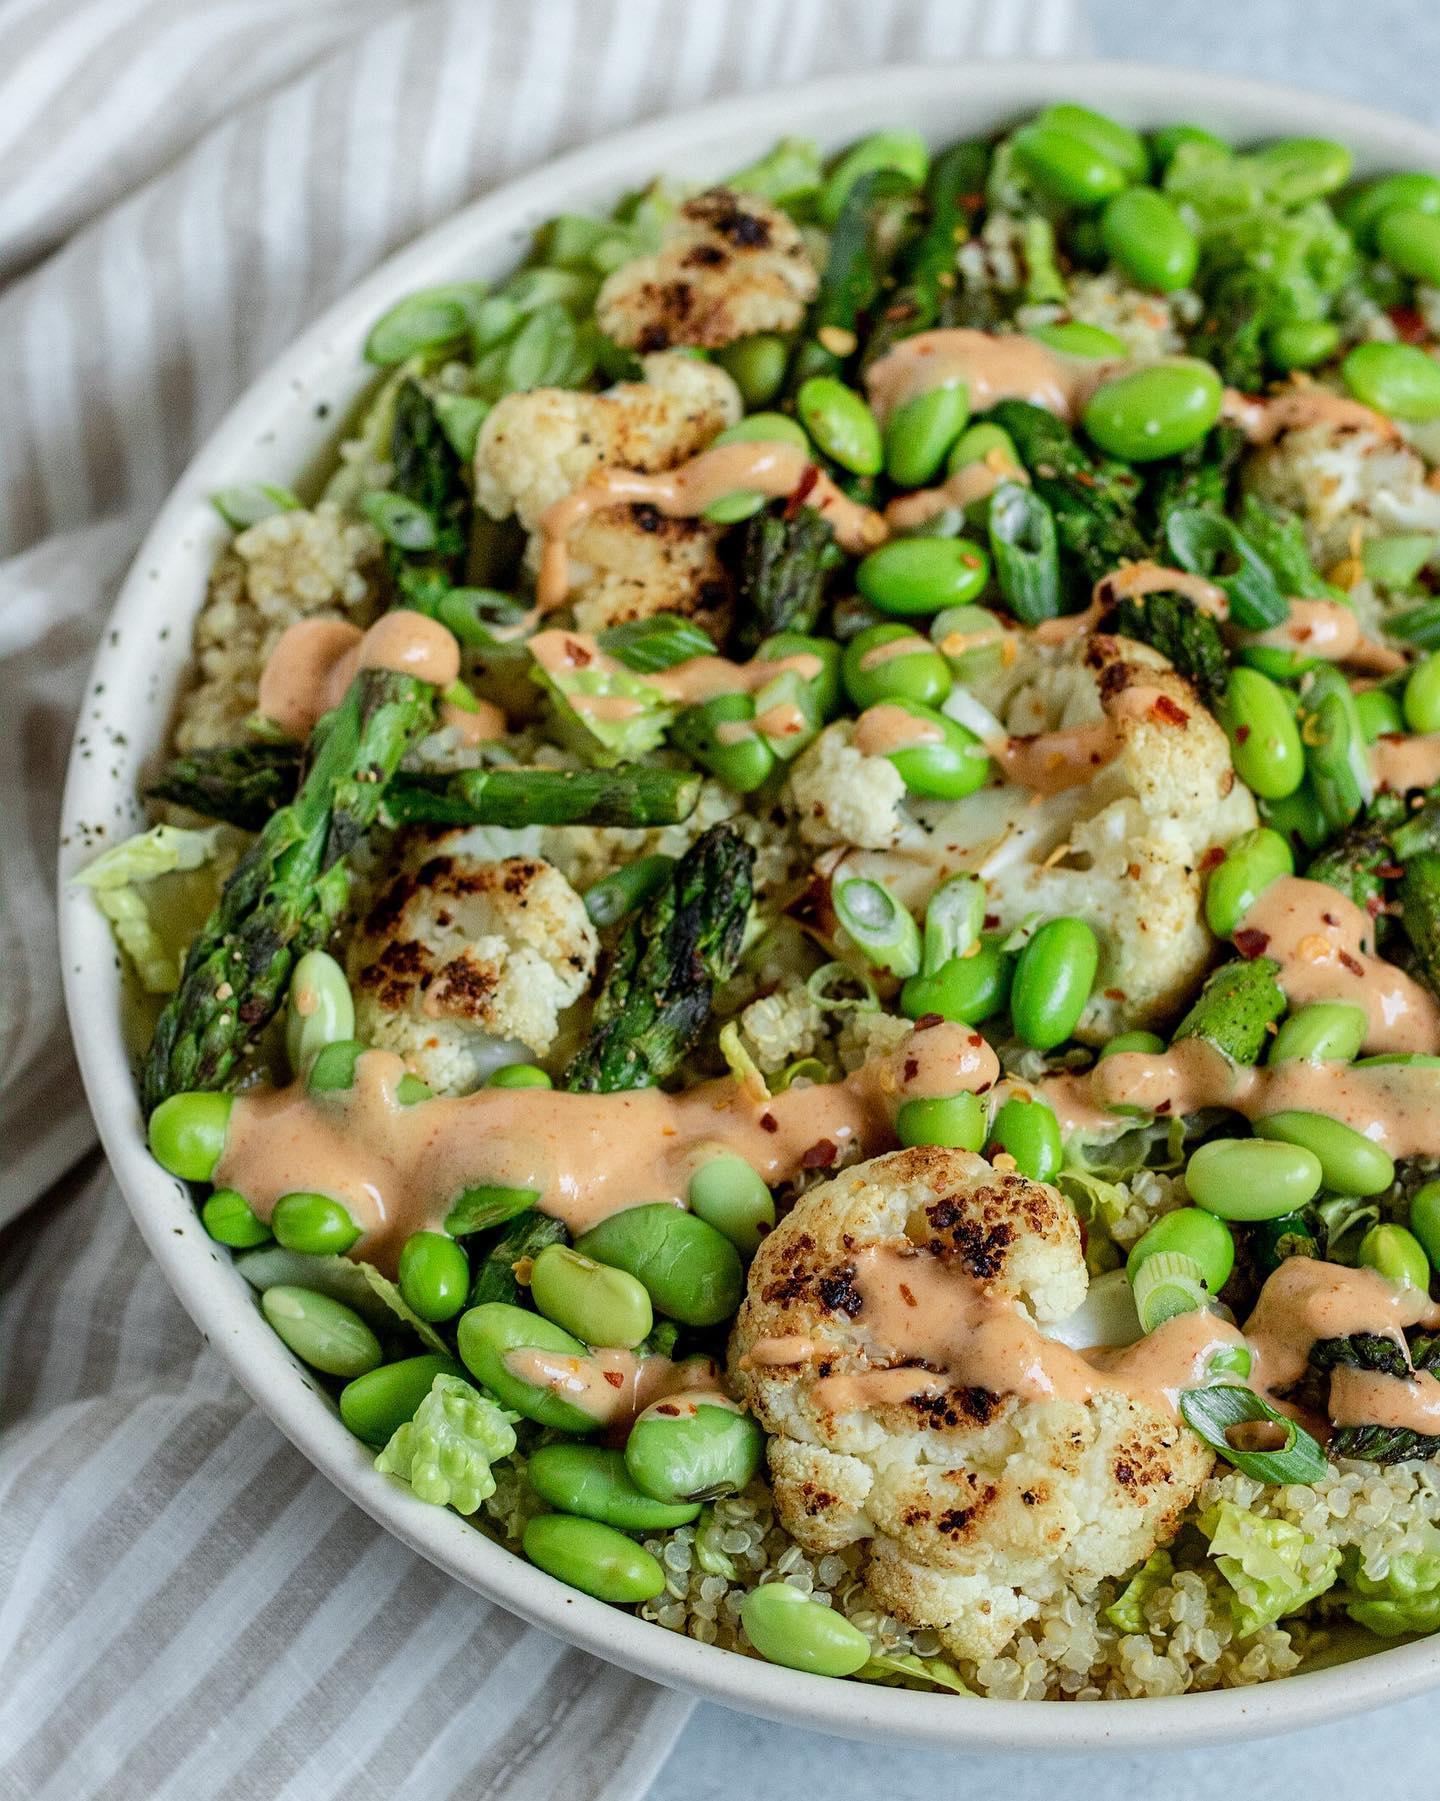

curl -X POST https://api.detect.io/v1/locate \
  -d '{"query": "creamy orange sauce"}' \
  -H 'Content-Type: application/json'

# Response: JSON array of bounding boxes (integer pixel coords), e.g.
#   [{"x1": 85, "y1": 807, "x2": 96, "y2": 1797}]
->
[
  {"x1": 215, "y1": 1023, "x2": 998, "y2": 1269},
  {"x1": 1241, "y1": 598, "x2": 1405, "y2": 675},
  {"x1": 503, "y1": 1347, "x2": 718, "y2": 1427},
  {"x1": 257, "y1": 613, "x2": 461, "y2": 739},
  {"x1": 865, "y1": 329, "x2": 1119, "y2": 424},
  {"x1": 884, "y1": 453, "x2": 1024, "y2": 532},
  {"x1": 984, "y1": 682, "x2": 1171, "y2": 794},
  {"x1": 535, "y1": 443, "x2": 887, "y2": 612},
  {"x1": 1244, "y1": 1258, "x2": 1440, "y2": 1394},
  {"x1": 857, "y1": 633, "x2": 930, "y2": 673},
  {"x1": 527, "y1": 627, "x2": 823, "y2": 720},
  {"x1": 1222, "y1": 384, "x2": 1400, "y2": 444},
  {"x1": 440, "y1": 696, "x2": 507, "y2": 746},
  {"x1": 1329, "y1": 1365, "x2": 1440, "y2": 1435},
  {"x1": 1240, "y1": 875, "x2": 1440, "y2": 1054},
  {"x1": 853, "y1": 703, "x2": 945, "y2": 757},
  {"x1": 1373, "y1": 731, "x2": 1440, "y2": 792}
]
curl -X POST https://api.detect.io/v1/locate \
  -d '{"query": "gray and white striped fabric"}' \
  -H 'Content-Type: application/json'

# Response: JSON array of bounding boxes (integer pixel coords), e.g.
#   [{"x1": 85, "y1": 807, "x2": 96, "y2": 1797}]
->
[{"x1": 0, "y1": 3, "x2": 1084, "y2": 1796}]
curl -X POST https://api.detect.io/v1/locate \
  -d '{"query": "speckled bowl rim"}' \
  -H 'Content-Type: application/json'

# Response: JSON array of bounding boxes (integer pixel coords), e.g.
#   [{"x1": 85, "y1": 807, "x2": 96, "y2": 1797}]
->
[{"x1": 58, "y1": 60, "x2": 1440, "y2": 1751}]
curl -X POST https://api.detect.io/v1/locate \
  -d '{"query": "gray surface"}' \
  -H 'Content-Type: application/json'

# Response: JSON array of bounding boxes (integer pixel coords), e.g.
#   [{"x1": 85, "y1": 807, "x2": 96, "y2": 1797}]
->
[{"x1": 653, "y1": 5, "x2": 1440, "y2": 1794}]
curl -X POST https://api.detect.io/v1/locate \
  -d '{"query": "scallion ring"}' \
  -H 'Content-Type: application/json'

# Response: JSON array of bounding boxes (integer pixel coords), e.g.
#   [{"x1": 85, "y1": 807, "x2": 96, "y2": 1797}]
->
[
  {"x1": 833, "y1": 879, "x2": 922, "y2": 979},
  {"x1": 1131, "y1": 1252, "x2": 1208, "y2": 1333},
  {"x1": 1179, "y1": 1384, "x2": 1328, "y2": 1484}
]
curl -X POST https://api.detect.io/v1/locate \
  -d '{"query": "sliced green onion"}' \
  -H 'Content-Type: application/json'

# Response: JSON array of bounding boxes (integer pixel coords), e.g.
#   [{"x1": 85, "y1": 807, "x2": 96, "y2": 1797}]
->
[
  {"x1": 1298, "y1": 664, "x2": 1372, "y2": 829},
  {"x1": 364, "y1": 283, "x2": 489, "y2": 366},
  {"x1": 360, "y1": 490, "x2": 438, "y2": 551},
  {"x1": 1131, "y1": 1251, "x2": 1208, "y2": 1333},
  {"x1": 1165, "y1": 508, "x2": 1288, "y2": 630},
  {"x1": 1207, "y1": 1344, "x2": 1253, "y2": 1380},
  {"x1": 1179, "y1": 1384, "x2": 1328, "y2": 1484},
  {"x1": 434, "y1": 586, "x2": 532, "y2": 647},
  {"x1": 211, "y1": 483, "x2": 302, "y2": 530},
  {"x1": 431, "y1": 393, "x2": 491, "y2": 461},
  {"x1": 773, "y1": 1057, "x2": 830, "y2": 1092},
  {"x1": 987, "y1": 481, "x2": 1060, "y2": 624},
  {"x1": 833, "y1": 879, "x2": 922, "y2": 979},
  {"x1": 805, "y1": 962, "x2": 880, "y2": 1014},
  {"x1": 444, "y1": 1183, "x2": 542, "y2": 1236},
  {"x1": 719, "y1": 1020, "x2": 771, "y2": 1098},
  {"x1": 1362, "y1": 532, "x2": 1437, "y2": 590},
  {"x1": 599, "y1": 614, "x2": 718, "y2": 673},
  {"x1": 502, "y1": 302, "x2": 582, "y2": 393},
  {"x1": 584, "y1": 855, "x2": 675, "y2": 929},
  {"x1": 440, "y1": 678, "x2": 481, "y2": 712},
  {"x1": 921, "y1": 874, "x2": 986, "y2": 974},
  {"x1": 1388, "y1": 598, "x2": 1440, "y2": 650}
]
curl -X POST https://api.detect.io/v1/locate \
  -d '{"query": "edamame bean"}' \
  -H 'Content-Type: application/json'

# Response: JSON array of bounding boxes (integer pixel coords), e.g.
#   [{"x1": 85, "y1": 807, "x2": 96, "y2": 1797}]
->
[
  {"x1": 819, "y1": 130, "x2": 929, "y2": 225},
  {"x1": 1258, "y1": 779, "x2": 1329, "y2": 853},
  {"x1": 947, "y1": 422, "x2": 1021, "y2": 477},
  {"x1": 1100, "y1": 187, "x2": 1198, "y2": 291},
  {"x1": 1010, "y1": 918, "x2": 1098, "y2": 1050},
  {"x1": 398, "y1": 1230, "x2": 471, "y2": 1322},
  {"x1": 796, "y1": 377, "x2": 882, "y2": 475},
  {"x1": 873, "y1": 702, "x2": 989, "y2": 800},
  {"x1": 740, "y1": 1583, "x2": 871, "y2": 1677},
  {"x1": 148, "y1": 1091, "x2": 233, "y2": 1181},
  {"x1": 1251, "y1": 137, "x2": 1352, "y2": 204},
  {"x1": 1221, "y1": 667, "x2": 1306, "y2": 799},
  {"x1": 625, "y1": 1397, "x2": 764, "y2": 1504},
  {"x1": 1098, "y1": 1031, "x2": 1166, "y2": 1059},
  {"x1": 488, "y1": 1062, "x2": 553, "y2": 1089},
  {"x1": 1012, "y1": 122, "x2": 1127, "y2": 210},
  {"x1": 1082, "y1": 359, "x2": 1223, "y2": 462},
  {"x1": 1038, "y1": 104, "x2": 1148, "y2": 181},
  {"x1": 857, "y1": 538, "x2": 990, "y2": 615},
  {"x1": 705, "y1": 414, "x2": 811, "y2": 521},
  {"x1": 1378, "y1": 208, "x2": 1440, "y2": 286},
  {"x1": 529, "y1": 1243, "x2": 653, "y2": 1349},
  {"x1": 989, "y1": 1095, "x2": 1062, "y2": 1181},
  {"x1": 285, "y1": 950, "x2": 354, "y2": 1076},
  {"x1": 1150, "y1": 124, "x2": 1229, "y2": 170},
  {"x1": 527, "y1": 1443, "x2": 701, "y2": 1530},
  {"x1": 1252, "y1": 1111, "x2": 1396, "y2": 1195},
  {"x1": 522, "y1": 1512, "x2": 666, "y2": 1603},
  {"x1": 1205, "y1": 826, "x2": 1294, "y2": 938},
  {"x1": 900, "y1": 939, "x2": 1011, "y2": 1025},
  {"x1": 340, "y1": 1352, "x2": 463, "y2": 1446},
  {"x1": 1269, "y1": 1002, "x2": 1368, "y2": 1065},
  {"x1": 841, "y1": 623, "x2": 950, "y2": 710},
  {"x1": 1355, "y1": 686, "x2": 1406, "y2": 741},
  {"x1": 895, "y1": 1091, "x2": 986, "y2": 1152},
  {"x1": 575, "y1": 1205, "x2": 743, "y2": 1328},
  {"x1": 884, "y1": 384, "x2": 970, "y2": 488},
  {"x1": 271, "y1": 1191, "x2": 362, "y2": 1256},
  {"x1": 1267, "y1": 319, "x2": 1341, "y2": 372},
  {"x1": 1185, "y1": 1138, "x2": 1323, "y2": 1221},
  {"x1": 1410, "y1": 1181, "x2": 1440, "y2": 1272},
  {"x1": 1343, "y1": 341, "x2": 1440, "y2": 421},
  {"x1": 201, "y1": 1188, "x2": 270, "y2": 1248},
  {"x1": 1405, "y1": 651, "x2": 1440, "y2": 732},
  {"x1": 1127, "y1": 1206, "x2": 1235, "y2": 1294},
  {"x1": 715, "y1": 334, "x2": 789, "y2": 408},
  {"x1": 672, "y1": 693, "x2": 776, "y2": 794},
  {"x1": 687, "y1": 1153, "x2": 775, "y2": 1257},
  {"x1": 1339, "y1": 172, "x2": 1440, "y2": 247},
  {"x1": 457, "y1": 1303, "x2": 598, "y2": 1432},
  {"x1": 1359, "y1": 1223, "x2": 1432, "y2": 1292},
  {"x1": 261, "y1": 1285, "x2": 381, "y2": 1378},
  {"x1": 308, "y1": 1039, "x2": 431, "y2": 1104},
  {"x1": 1026, "y1": 321, "x2": 1128, "y2": 358}
]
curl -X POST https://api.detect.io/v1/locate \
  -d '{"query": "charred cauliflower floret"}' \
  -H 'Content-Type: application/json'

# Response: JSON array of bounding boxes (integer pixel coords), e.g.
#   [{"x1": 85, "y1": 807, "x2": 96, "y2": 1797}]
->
[
  {"x1": 474, "y1": 351, "x2": 741, "y2": 636},
  {"x1": 783, "y1": 721, "x2": 912, "y2": 851},
  {"x1": 595, "y1": 188, "x2": 817, "y2": 351},
  {"x1": 348, "y1": 842, "x2": 598, "y2": 1093},
  {"x1": 730, "y1": 1147, "x2": 1213, "y2": 1663}
]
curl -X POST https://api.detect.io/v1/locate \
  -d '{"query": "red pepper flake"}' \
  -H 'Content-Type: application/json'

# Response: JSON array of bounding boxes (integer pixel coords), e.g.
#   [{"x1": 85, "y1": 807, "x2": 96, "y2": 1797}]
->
[
  {"x1": 1153, "y1": 694, "x2": 1189, "y2": 727},
  {"x1": 1156, "y1": 1100, "x2": 1173, "y2": 1115},
  {"x1": 1234, "y1": 927, "x2": 1270, "y2": 959},
  {"x1": 899, "y1": 1283, "x2": 917, "y2": 1308},
  {"x1": 1323, "y1": 912, "x2": 1339, "y2": 926},
  {"x1": 759, "y1": 1112, "x2": 779, "y2": 1134},
  {"x1": 655, "y1": 1403, "x2": 681, "y2": 1415},
  {"x1": 1104, "y1": 987, "x2": 1125, "y2": 1001},
  {"x1": 904, "y1": 1057, "x2": 920, "y2": 1082},
  {"x1": 968, "y1": 1033, "x2": 983, "y2": 1047},
  {"x1": 1340, "y1": 950, "x2": 1365, "y2": 976},
  {"x1": 784, "y1": 462, "x2": 820, "y2": 519},
  {"x1": 603, "y1": 1370, "x2": 624, "y2": 1389},
  {"x1": 1366, "y1": 894, "x2": 1385, "y2": 918},
  {"x1": 802, "y1": 1139, "x2": 838, "y2": 1169},
  {"x1": 1379, "y1": 863, "x2": 1404, "y2": 879},
  {"x1": 983, "y1": 913, "x2": 1000, "y2": 929},
  {"x1": 1390, "y1": 303, "x2": 1429, "y2": 344},
  {"x1": 1199, "y1": 845, "x2": 1226, "y2": 873},
  {"x1": 914, "y1": 1013, "x2": 943, "y2": 1031},
  {"x1": 565, "y1": 635, "x2": 593, "y2": 667}
]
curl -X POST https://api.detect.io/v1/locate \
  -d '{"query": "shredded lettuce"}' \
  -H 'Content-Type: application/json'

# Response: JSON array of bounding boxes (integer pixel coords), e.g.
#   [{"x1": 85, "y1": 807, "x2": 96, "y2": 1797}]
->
[
  {"x1": 356, "y1": 1263, "x2": 451, "y2": 1356},
  {"x1": 857, "y1": 1651, "x2": 970, "y2": 1694},
  {"x1": 530, "y1": 653, "x2": 674, "y2": 765},
  {"x1": 1104, "y1": 1549, "x2": 1174, "y2": 1634},
  {"x1": 375, "y1": 1375, "x2": 517, "y2": 1515},
  {"x1": 73, "y1": 823, "x2": 239, "y2": 993},
  {"x1": 1199, "y1": 1500, "x2": 1340, "y2": 1636},
  {"x1": 1345, "y1": 1541, "x2": 1440, "y2": 1637},
  {"x1": 723, "y1": 138, "x2": 823, "y2": 209}
]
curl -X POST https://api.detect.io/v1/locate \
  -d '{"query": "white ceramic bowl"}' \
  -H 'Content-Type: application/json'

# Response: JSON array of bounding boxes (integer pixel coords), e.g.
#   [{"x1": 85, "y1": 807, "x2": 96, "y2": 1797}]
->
[{"x1": 58, "y1": 60, "x2": 1440, "y2": 1750}]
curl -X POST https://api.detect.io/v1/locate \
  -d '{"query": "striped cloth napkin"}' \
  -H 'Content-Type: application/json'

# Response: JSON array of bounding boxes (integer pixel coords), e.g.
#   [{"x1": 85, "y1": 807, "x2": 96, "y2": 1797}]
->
[{"x1": 0, "y1": 2, "x2": 1084, "y2": 1795}]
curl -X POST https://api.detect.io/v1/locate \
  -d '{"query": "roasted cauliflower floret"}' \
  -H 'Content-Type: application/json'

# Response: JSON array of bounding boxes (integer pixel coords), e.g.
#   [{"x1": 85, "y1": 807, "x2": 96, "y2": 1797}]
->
[
  {"x1": 348, "y1": 844, "x2": 598, "y2": 1093},
  {"x1": 730, "y1": 1147, "x2": 1213, "y2": 1663},
  {"x1": 474, "y1": 352, "x2": 740, "y2": 634},
  {"x1": 783, "y1": 721, "x2": 912, "y2": 851},
  {"x1": 595, "y1": 188, "x2": 817, "y2": 351}
]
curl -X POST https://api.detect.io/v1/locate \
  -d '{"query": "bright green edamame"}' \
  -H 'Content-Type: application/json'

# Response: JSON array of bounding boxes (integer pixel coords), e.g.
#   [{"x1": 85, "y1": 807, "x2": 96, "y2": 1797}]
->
[
  {"x1": 1026, "y1": 321, "x2": 1128, "y2": 359},
  {"x1": 1358, "y1": 1223, "x2": 1432, "y2": 1292},
  {"x1": 261, "y1": 1285, "x2": 382, "y2": 1379},
  {"x1": 740, "y1": 1583, "x2": 871, "y2": 1677},
  {"x1": 1037, "y1": 104, "x2": 1148, "y2": 180},
  {"x1": 1221, "y1": 666, "x2": 1305, "y2": 799},
  {"x1": 841, "y1": 623, "x2": 950, "y2": 709},
  {"x1": 1010, "y1": 918, "x2": 1099, "y2": 1050},
  {"x1": 1251, "y1": 137, "x2": 1352, "y2": 204},
  {"x1": 687, "y1": 1153, "x2": 775, "y2": 1257},
  {"x1": 397, "y1": 1230, "x2": 471, "y2": 1322},
  {"x1": 201, "y1": 1188, "x2": 270, "y2": 1248},
  {"x1": 285, "y1": 950, "x2": 354, "y2": 1076},
  {"x1": 271, "y1": 1191, "x2": 362, "y2": 1256},
  {"x1": 1151, "y1": 123, "x2": 1229, "y2": 170},
  {"x1": 947, "y1": 422, "x2": 1021, "y2": 477},
  {"x1": 148, "y1": 1091, "x2": 233, "y2": 1181},
  {"x1": 575, "y1": 1204, "x2": 743, "y2": 1328},
  {"x1": 819, "y1": 130, "x2": 929, "y2": 225},
  {"x1": 1404, "y1": 652, "x2": 1440, "y2": 732},
  {"x1": 884, "y1": 384, "x2": 970, "y2": 487},
  {"x1": 863, "y1": 700, "x2": 989, "y2": 800},
  {"x1": 1410, "y1": 1181, "x2": 1440, "y2": 1272},
  {"x1": 1127, "y1": 1206, "x2": 1235, "y2": 1294},
  {"x1": 1100, "y1": 187, "x2": 1198, "y2": 291},
  {"x1": 1268, "y1": 319, "x2": 1341, "y2": 373},
  {"x1": 1268, "y1": 1002, "x2": 1368, "y2": 1065},
  {"x1": 488, "y1": 1062, "x2": 554, "y2": 1089},
  {"x1": 672, "y1": 692, "x2": 776, "y2": 793},
  {"x1": 1185, "y1": 1138, "x2": 1323, "y2": 1221},
  {"x1": 523, "y1": 1512, "x2": 666, "y2": 1603},
  {"x1": 1252, "y1": 1111, "x2": 1396, "y2": 1195},
  {"x1": 895, "y1": 1091, "x2": 986, "y2": 1152},
  {"x1": 715, "y1": 334, "x2": 789, "y2": 407},
  {"x1": 1082, "y1": 359, "x2": 1223, "y2": 462},
  {"x1": 705, "y1": 413, "x2": 811, "y2": 521},
  {"x1": 1355, "y1": 686, "x2": 1406, "y2": 742},
  {"x1": 1012, "y1": 121, "x2": 1128, "y2": 210},
  {"x1": 340, "y1": 1353, "x2": 463, "y2": 1446},
  {"x1": 1258, "y1": 779, "x2": 1329, "y2": 853},
  {"x1": 1343, "y1": 341, "x2": 1440, "y2": 421},
  {"x1": 900, "y1": 939, "x2": 1011, "y2": 1025},
  {"x1": 796, "y1": 377, "x2": 882, "y2": 475},
  {"x1": 1377, "y1": 208, "x2": 1440, "y2": 286},
  {"x1": 1339, "y1": 171, "x2": 1440, "y2": 247},
  {"x1": 624, "y1": 1398, "x2": 764, "y2": 1504},
  {"x1": 989, "y1": 1095, "x2": 1062, "y2": 1181},
  {"x1": 1205, "y1": 826, "x2": 1294, "y2": 938},
  {"x1": 457, "y1": 1302, "x2": 597, "y2": 1432},
  {"x1": 527, "y1": 1443, "x2": 701, "y2": 1530},
  {"x1": 857, "y1": 535, "x2": 990, "y2": 616},
  {"x1": 1099, "y1": 1031, "x2": 1165, "y2": 1059},
  {"x1": 308, "y1": 1039, "x2": 431, "y2": 1104},
  {"x1": 529, "y1": 1243, "x2": 653, "y2": 1349}
]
